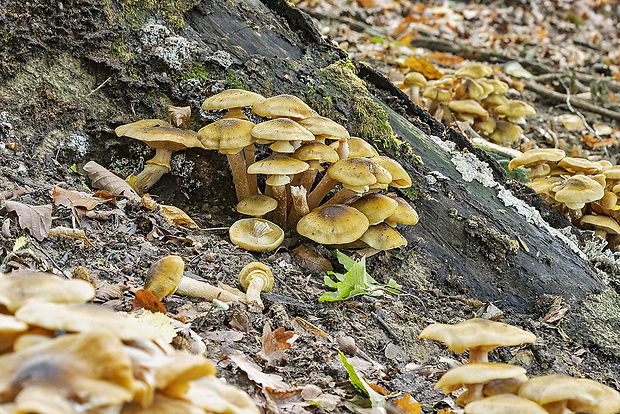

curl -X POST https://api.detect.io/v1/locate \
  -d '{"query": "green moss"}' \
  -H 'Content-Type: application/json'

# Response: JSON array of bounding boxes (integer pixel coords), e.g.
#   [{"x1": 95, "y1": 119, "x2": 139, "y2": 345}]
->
[
  {"x1": 111, "y1": 37, "x2": 133, "y2": 62},
  {"x1": 182, "y1": 63, "x2": 209, "y2": 81},
  {"x1": 226, "y1": 72, "x2": 247, "y2": 89},
  {"x1": 104, "y1": 0, "x2": 193, "y2": 31},
  {"x1": 399, "y1": 187, "x2": 419, "y2": 201}
]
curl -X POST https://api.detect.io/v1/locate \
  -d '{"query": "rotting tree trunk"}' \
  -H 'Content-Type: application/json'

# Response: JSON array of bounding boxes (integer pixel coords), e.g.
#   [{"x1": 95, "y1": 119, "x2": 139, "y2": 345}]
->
[{"x1": 0, "y1": 0, "x2": 618, "y2": 357}]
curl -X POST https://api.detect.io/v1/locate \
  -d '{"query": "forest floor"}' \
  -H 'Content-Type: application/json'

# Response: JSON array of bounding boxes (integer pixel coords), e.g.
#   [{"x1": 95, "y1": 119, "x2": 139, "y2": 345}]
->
[{"x1": 1, "y1": 0, "x2": 620, "y2": 413}]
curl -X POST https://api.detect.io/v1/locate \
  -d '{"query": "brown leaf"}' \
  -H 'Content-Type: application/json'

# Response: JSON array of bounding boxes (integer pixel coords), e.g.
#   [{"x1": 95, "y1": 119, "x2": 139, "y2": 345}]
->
[
  {"x1": 5, "y1": 201, "x2": 52, "y2": 241},
  {"x1": 403, "y1": 56, "x2": 443, "y2": 80},
  {"x1": 92, "y1": 190, "x2": 120, "y2": 205},
  {"x1": 83, "y1": 161, "x2": 140, "y2": 202},
  {"x1": 227, "y1": 351, "x2": 290, "y2": 391},
  {"x1": 52, "y1": 186, "x2": 100, "y2": 211},
  {"x1": 581, "y1": 134, "x2": 617, "y2": 148},
  {"x1": 257, "y1": 324, "x2": 294, "y2": 366},
  {"x1": 425, "y1": 52, "x2": 464, "y2": 67},
  {"x1": 159, "y1": 204, "x2": 198, "y2": 229},
  {"x1": 394, "y1": 394, "x2": 422, "y2": 414},
  {"x1": 132, "y1": 289, "x2": 167, "y2": 313},
  {"x1": 291, "y1": 245, "x2": 333, "y2": 273}
]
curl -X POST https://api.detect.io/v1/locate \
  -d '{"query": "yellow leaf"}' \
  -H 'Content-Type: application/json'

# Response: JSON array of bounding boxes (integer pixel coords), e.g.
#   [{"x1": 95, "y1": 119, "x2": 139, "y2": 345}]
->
[
  {"x1": 403, "y1": 56, "x2": 444, "y2": 80},
  {"x1": 437, "y1": 410, "x2": 455, "y2": 414},
  {"x1": 394, "y1": 394, "x2": 422, "y2": 414},
  {"x1": 159, "y1": 205, "x2": 198, "y2": 229}
]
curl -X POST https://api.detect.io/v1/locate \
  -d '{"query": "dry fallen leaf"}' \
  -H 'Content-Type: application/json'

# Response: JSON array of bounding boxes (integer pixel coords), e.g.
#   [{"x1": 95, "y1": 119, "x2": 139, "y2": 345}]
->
[
  {"x1": 291, "y1": 245, "x2": 333, "y2": 273},
  {"x1": 394, "y1": 394, "x2": 422, "y2": 414},
  {"x1": 132, "y1": 289, "x2": 167, "y2": 314},
  {"x1": 257, "y1": 324, "x2": 294, "y2": 367},
  {"x1": 425, "y1": 52, "x2": 464, "y2": 66},
  {"x1": 403, "y1": 56, "x2": 443, "y2": 80},
  {"x1": 51, "y1": 186, "x2": 100, "y2": 211},
  {"x1": 159, "y1": 205, "x2": 199, "y2": 229},
  {"x1": 228, "y1": 351, "x2": 290, "y2": 391},
  {"x1": 47, "y1": 226, "x2": 94, "y2": 248},
  {"x1": 581, "y1": 134, "x2": 616, "y2": 148},
  {"x1": 83, "y1": 161, "x2": 140, "y2": 202},
  {"x1": 5, "y1": 200, "x2": 52, "y2": 241},
  {"x1": 141, "y1": 194, "x2": 158, "y2": 210}
]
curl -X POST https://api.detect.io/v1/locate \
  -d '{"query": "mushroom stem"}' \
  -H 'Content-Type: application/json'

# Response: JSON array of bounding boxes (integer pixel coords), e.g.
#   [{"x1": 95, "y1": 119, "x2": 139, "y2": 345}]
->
[
  {"x1": 307, "y1": 174, "x2": 338, "y2": 210},
  {"x1": 176, "y1": 277, "x2": 240, "y2": 303},
  {"x1": 410, "y1": 86, "x2": 420, "y2": 104},
  {"x1": 245, "y1": 277, "x2": 267, "y2": 309},
  {"x1": 133, "y1": 148, "x2": 173, "y2": 194},
  {"x1": 323, "y1": 188, "x2": 359, "y2": 206},
  {"x1": 226, "y1": 152, "x2": 251, "y2": 202},
  {"x1": 541, "y1": 401, "x2": 569, "y2": 414},
  {"x1": 288, "y1": 185, "x2": 310, "y2": 230},
  {"x1": 271, "y1": 185, "x2": 288, "y2": 229},
  {"x1": 244, "y1": 146, "x2": 259, "y2": 195},
  {"x1": 458, "y1": 383, "x2": 485, "y2": 407},
  {"x1": 468, "y1": 347, "x2": 489, "y2": 363},
  {"x1": 223, "y1": 107, "x2": 248, "y2": 120},
  {"x1": 299, "y1": 170, "x2": 318, "y2": 192}
]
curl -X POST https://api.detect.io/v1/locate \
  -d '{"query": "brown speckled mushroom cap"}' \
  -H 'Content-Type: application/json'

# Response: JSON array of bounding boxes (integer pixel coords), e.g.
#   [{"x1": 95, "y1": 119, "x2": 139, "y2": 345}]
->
[
  {"x1": 436, "y1": 363, "x2": 527, "y2": 394},
  {"x1": 115, "y1": 119, "x2": 203, "y2": 153},
  {"x1": 327, "y1": 157, "x2": 392, "y2": 193},
  {"x1": 580, "y1": 215, "x2": 620, "y2": 235},
  {"x1": 350, "y1": 193, "x2": 398, "y2": 225},
  {"x1": 371, "y1": 156, "x2": 412, "y2": 188},
  {"x1": 251, "y1": 94, "x2": 314, "y2": 119},
  {"x1": 448, "y1": 99, "x2": 489, "y2": 120},
  {"x1": 197, "y1": 118, "x2": 255, "y2": 154},
  {"x1": 236, "y1": 195, "x2": 278, "y2": 217},
  {"x1": 329, "y1": 137, "x2": 379, "y2": 158},
  {"x1": 292, "y1": 142, "x2": 339, "y2": 171},
  {"x1": 143, "y1": 255, "x2": 184, "y2": 301},
  {"x1": 201, "y1": 89, "x2": 265, "y2": 111},
  {"x1": 419, "y1": 318, "x2": 536, "y2": 362},
  {"x1": 558, "y1": 157, "x2": 604, "y2": 175},
  {"x1": 552, "y1": 175, "x2": 604, "y2": 210},
  {"x1": 385, "y1": 197, "x2": 419, "y2": 227},
  {"x1": 359, "y1": 223, "x2": 407, "y2": 250},
  {"x1": 464, "y1": 394, "x2": 548, "y2": 414},
  {"x1": 252, "y1": 118, "x2": 315, "y2": 153},
  {"x1": 298, "y1": 116, "x2": 349, "y2": 140},
  {"x1": 229, "y1": 218, "x2": 284, "y2": 252},
  {"x1": 508, "y1": 148, "x2": 566, "y2": 170},
  {"x1": 247, "y1": 154, "x2": 309, "y2": 185},
  {"x1": 297, "y1": 204, "x2": 369, "y2": 245}
]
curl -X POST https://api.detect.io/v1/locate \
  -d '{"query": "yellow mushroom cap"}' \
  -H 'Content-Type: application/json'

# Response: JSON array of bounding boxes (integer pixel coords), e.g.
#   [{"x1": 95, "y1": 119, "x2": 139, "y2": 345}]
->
[
  {"x1": 553, "y1": 175, "x2": 604, "y2": 208},
  {"x1": 0, "y1": 314, "x2": 28, "y2": 352},
  {"x1": 508, "y1": 148, "x2": 566, "y2": 170},
  {"x1": 436, "y1": 363, "x2": 527, "y2": 394},
  {"x1": 238, "y1": 262, "x2": 274, "y2": 292},
  {"x1": 236, "y1": 195, "x2": 278, "y2": 217},
  {"x1": 419, "y1": 318, "x2": 536, "y2": 354},
  {"x1": 371, "y1": 156, "x2": 412, "y2": 188},
  {"x1": 329, "y1": 137, "x2": 379, "y2": 158},
  {"x1": 297, "y1": 116, "x2": 350, "y2": 139},
  {"x1": 385, "y1": 197, "x2": 419, "y2": 226},
  {"x1": 360, "y1": 223, "x2": 407, "y2": 250},
  {"x1": 455, "y1": 63, "x2": 494, "y2": 79},
  {"x1": 494, "y1": 100, "x2": 536, "y2": 118},
  {"x1": 247, "y1": 154, "x2": 309, "y2": 176},
  {"x1": 423, "y1": 85, "x2": 452, "y2": 101},
  {"x1": 115, "y1": 119, "x2": 203, "y2": 152},
  {"x1": 327, "y1": 157, "x2": 392, "y2": 192},
  {"x1": 448, "y1": 99, "x2": 489, "y2": 120},
  {"x1": 488, "y1": 121, "x2": 523, "y2": 144},
  {"x1": 197, "y1": 118, "x2": 255, "y2": 153},
  {"x1": 0, "y1": 270, "x2": 95, "y2": 313},
  {"x1": 251, "y1": 94, "x2": 314, "y2": 119},
  {"x1": 252, "y1": 118, "x2": 315, "y2": 142},
  {"x1": 580, "y1": 215, "x2": 620, "y2": 235},
  {"x1": 350, "y1": 193, "x2": 399, "y2": 225},
  {"x1": 518, "y1": 375, "x2": 598, "y2": 408},
  {"x1": 482, "y1": 93, "x2": 510, "y2": 107},
  {"x1": 558, "y1": 157, "x2": 604, "y2": 174},
  {"x1": 297, "y1": 204, "x2": 369, "y2": 245},
  {"x1": 455, "y1": 78, "x2": 486, "y2": 100},
  {"x1": 567, "y1": 378, "x2": 620, "y2": 414},
  {"x1": 602, "y1": 165, "x2": 620, "y2": 180},
  {"x1": 292, "y1": 142, "x2": 339, "y2": 168},
  {"x1": 464, "y1": 394, "x2": 548, "y2": 414},
  {"x1": 201, "y1": 89, "x2": 265, "y2": 110},
  {"x1": 527, "y1": 176, "x2": 563, "y2": 196},
  {"x1": 481, "y1": 79, "x2": 509, "y2": 95},
  {"x1": 404, "y1": 72, "x2": 427, "y2": 88},
  {"x1": 229, "y1": 218, "x2": 284, "y2": 252},
  {"x1": 144, "y1": 255, "x2": 184, "y2": 300}
]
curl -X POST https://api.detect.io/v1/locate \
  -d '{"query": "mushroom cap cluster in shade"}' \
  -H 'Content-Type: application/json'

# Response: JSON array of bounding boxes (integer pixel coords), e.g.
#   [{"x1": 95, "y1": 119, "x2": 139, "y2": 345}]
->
[
  {"x1": 509, "y1": 147, "x2": 620, "y2": 250},
  {"x1": 196, "y1": 89, "x2": 419, "y2": 254},
  {"x1": 398, "y1": 63, "x2": 536, "y2": 146},
  {"x1": 0, "y1": 269, "x2": 258, "y2": 413},
  {"x1": 419, "y1": 318, "x2": 620, "y2": 412}
]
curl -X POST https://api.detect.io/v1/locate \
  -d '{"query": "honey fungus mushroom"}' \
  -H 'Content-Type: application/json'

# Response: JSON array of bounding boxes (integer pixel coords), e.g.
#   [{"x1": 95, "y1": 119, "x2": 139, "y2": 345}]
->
[
  {"x1": 552, "y1": 175, "x2": 605, "y2": 210},
  {"x1": 229, "y1": 218, "x2": 284, "y2": 252},
  {"x1": 251, "y1": 94, "x2": 315, "y2": 120},
  {"x1": 252, "y1": 117, "x2": 315, "y2": 154},
  {"x1": 508, "y1": 148, "x2": 566, "y2": 179},
  {"x1": 238, "y1": 262, "x2": 274, "y2": 310},
  {"x1": 201, "y1": 89, "x2": 265, "y2": 120},
  {"x1": 237, "y1": 195, "x2": 278, "y2": 218},
  {"x1": 464, "y1": 394, "x2": 548, "y2": 414},
  {"x1": 359, "y1": 223, "x2": 407, "y2": 251},
  {"x1": 297, "y1": 115, "x2": 350, "y2": 144},
  {"x1": 115, "y1": 115, "x2": 204, "y2": 194},
  {"x1": 297, "y1": 204, "x2": 369, "y2": 245},
  {"x1": 419, "y1": 318, "x2": 536, "y2": 363}
]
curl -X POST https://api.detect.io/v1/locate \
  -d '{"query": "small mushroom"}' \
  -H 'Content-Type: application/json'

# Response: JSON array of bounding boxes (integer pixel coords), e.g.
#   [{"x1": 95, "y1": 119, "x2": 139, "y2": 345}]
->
[
  {"x1": 455, "y1": 63, "x2": 494, "y2": 79},
  {"x1": 508, "y1": 148, "x2": 566, "y2": 179},
  {"x1": 371, "y1": 156, "x2": 412, "y2": 188},
  {"x1": 201, "y1": 89, "x2": 265, "y2": 120},
  {"x1": 296, "y1": 204, "x2": 369, "y2": 245},
  {"x1": 518, "y1": 375, "x2": 600, "y2": 414},
  {"x1": 494, "y1": 100, "x2": 536, "y2": 125},
  {"x1": 229, "y1": 218, "x2": 284, "y2": 252},
  {"x1": 298, "y1": 115, "x2": 350, "y2": 144},
  {"x1": 252, "y1": 118, "x2": 315, "y2": 154},
  {"x1": 448, "y1": 99, "x2": 489, "y2": 124},
  {"x1": 552, "y1": 175, "x2": 604, "y2": 210},
  {"x1": 359, "y1": 223, "x2": 407, "y2": 251},
  {"x1": 385, "y1": 197, "x2": 419, "y2": 227},
  {"x1": 350, "y1": 193, "x2": 399, "y2": 225},
  {"x1": 292, "y1": 142, "x2": 339, "y2": 191},
  {"x1": 329, "y1": 137, "x2": 379, "y2": 158},
  {"x1": 558, "y1": 156, "x2": 604, "y2": 175},
  {"x1": 144, "y1": 255, "x2": 240, "y2": 303},
  {"x1": 238, "y1": 262, "x2": 274, "y2": 310},
  {"x1": 403, "y1": 72, "x2": 427, "y2": 104},
  {"x1": 237, "y1": 195, "x2": 278, "y2": 218},
  {"x1": 464, "y1": 394, "x2": 548, "y2": 414},
  {"x1": 488, "y1": 121, "x2": 523, "y2": 144},
  {"x1": 251, "y1": 94, "x2": 315, "y2": 121}
]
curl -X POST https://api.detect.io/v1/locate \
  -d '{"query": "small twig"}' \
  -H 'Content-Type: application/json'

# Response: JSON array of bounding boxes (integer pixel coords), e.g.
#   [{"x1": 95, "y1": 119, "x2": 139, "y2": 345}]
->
[
  {"x1": 373, "y1": 311, "x2": 400, "y2": 342},
  {"x1": 86, "y1": 76, "x2": 112, "y2": 97}
]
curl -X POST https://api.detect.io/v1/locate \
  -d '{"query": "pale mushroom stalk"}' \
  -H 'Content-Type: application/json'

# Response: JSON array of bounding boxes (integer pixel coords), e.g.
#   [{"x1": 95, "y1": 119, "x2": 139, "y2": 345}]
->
[
  {"x1": 175, "y1": 277, "x2": 240, "y2": 303},
  {"x1": 271, "y1": 184, "x2": 288, "y2": 229},
  {"x1": 307, "y1": 174, "x2": 338, "y2": 210},
  {"x1": 542, "y1": 401, "x2": 569, "y2": 414},
  {"x1": 299, "y1": 169, "x2": 319, "y2": 192},
  {"x1": 469, "y1": 347, "x2": 489, "y2": 363},
  {"x1": 287, "y1": 185, "x2": 310, "y2": 230},
  {"x1": 222, "y1": 107, "x2": 248, "y2": 120},
  {"x1": 238, "y1": 262, "x2": 274, "y2": 310},
  {"x1": 226, "y1": 151, "x2": 252, "y2": 202},
  {"x1": 134, "y1": 148, "x2": 174, "y2": 194},
  {"x1": 244, "y1": 145, "x2": 259, "y2": 195}
]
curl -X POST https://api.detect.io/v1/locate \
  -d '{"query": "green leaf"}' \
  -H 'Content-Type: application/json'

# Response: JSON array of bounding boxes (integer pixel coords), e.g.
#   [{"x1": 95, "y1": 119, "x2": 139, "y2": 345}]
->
[
  {"x1": 338, "y1": 350, "x2": 385, "y2": 408},
  {"x1": 335, "y1": 249, "x2": 356, "y2": 270}
]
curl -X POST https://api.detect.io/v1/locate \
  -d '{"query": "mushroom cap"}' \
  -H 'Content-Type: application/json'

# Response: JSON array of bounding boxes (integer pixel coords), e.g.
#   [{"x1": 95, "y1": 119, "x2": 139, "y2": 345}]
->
[
  {"x1": 423, "y1": 85, "x2": 452, "y2": 101},
  {"x1": 329, "y1": 137, "x2": 379, "y2": 158},
  {"x1": 474, "y1": 118, "x2": 496, "y2": 134},
  {"x1": 197, "y1": 118, "x2": 255, "y2": 153},
  {"x1": 508, "y1": 148, "x2": 566, "y2": 170},
  {"x1": 115, "y1": 119, "x2": 203, "y2": 151},
  {"x1": 350, "y1": 193, "x2": 399, "y2": 225},
  {"x1": 236, "y1": 195, "x2": 278, "y2": 217},
  {"x1": 238, "y1": 262, "x2": 274, "y2": 292},
  {"x1": 229, "y1": 218, "x2": 284, "y2": 252},
  {"x1": 371, "y1": 156, "x2": 412, "y2": 188},
  {"x1": 144, "y1": 255, "x2": 185, "y2": 300},
  {"x1": 580, "y1": 215, "x2": 620, "y2": 235},
  {"x1": 403, "y1": 72, "x2": 427, "y2": 88},
  {"x1": 488, "y1": 121, "x2": 523, "y2": 144},
  {"x1": 386, "y1": 197, "x2": 419, "y2": 226},
  {"x1": 553, "y1": 175, "x2": 604, "y2": 206},
  {"x1": 252, "y1": 118, "x2": 315, "y2": 143},
  {"x1": 251, "y1": 94, "x2": 314, "y2": 119},
  {"x1": 482, "y1": 93, "x2": 510, "y2": 107},
  {"x1": 567, "y1": 378, "x2": 620, "y2": 414},
  {"x1": 0, "y1": 270, "x2": 95, "y2": 313},
  {"x1": 464, "y1": 394, "x2": 548, "y2": 414},
  {"x1": 558, "y1": 157, "x2": 604, "y2": 174},
  {"x1": 455, "y1": 63, "x2": 494, "y2": 79},
  {"x1": 603, "y1": 165, "x2": 620, "y2": 180},
  {"x1": 455, "y1": 78, "x2": 486, "y2": 100},
  {"x1": 494, "y1": 100, "x2": 537, "y2": 118},
  {"x1": 297, "y1": 116, "x2": 350, "y2": 139},
  {"x1": 481, "y1": 79, "x2": 509, "y2": 95},
  {"x1": 448, "y1": 99, "x2": 489, "y2": 119},
  {"x1": 360, "y1": 223, "x2": 407, "y2": 250},
  {"x1": 15, "y1": 302, "x2": 166, "y2": 341},
  {"x1": 247, "y1": 154, "x2": 309, "y2": 177},
  {"x1": 297, "y1": 204, "x2": 370, "y2": 245},
  {"x1": 0, "y1": 314, "x2": 28, "y2": 352},
  {"x1": 327, "y1": 157, "x2": 392, "y2": 191},
  {"x1": 419, "y1": 318, "x2": 536, "y2": 354},
  {"x1": 292, "y1": 142, "x2": 339, "y2": 166},
  {"x1": 436, "y1": 363, "x2": 527, "y2": 394},
  {"x1": 0, "y1": 331, "x2": 135, "y2": 409},
  {"x1": 527, "y1": 176, "x2": 563, "y2": 196},
  {"x1": 201, "y1": 89, "x2": 265, "y2": 110},
  {"x1": 518, "y1": 375, "x2": 598, "y2": 408}
]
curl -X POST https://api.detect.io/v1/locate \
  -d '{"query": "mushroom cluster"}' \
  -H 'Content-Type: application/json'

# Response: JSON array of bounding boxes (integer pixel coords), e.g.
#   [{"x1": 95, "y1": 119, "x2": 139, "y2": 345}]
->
[
  {"x1": 399, "y1": 63, "x2": 536, "y2": 145},
  {"x1": 0, "y1": 269, "x2": 258, "y2": 413},
  {"x1": 420, "y1": 318, "x2": 620, "y2": 413},
  {"x1": 509, "y1": 148, "x2": 620, "y2": 249},
  {"x1": 197, "y1": 89, "x2": 419, "y2": 253}
]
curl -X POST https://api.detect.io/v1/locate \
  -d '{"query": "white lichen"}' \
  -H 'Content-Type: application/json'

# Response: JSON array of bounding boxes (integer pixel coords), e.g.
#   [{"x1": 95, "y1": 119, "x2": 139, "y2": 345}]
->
[
  {"x1": 138, "y1": 20, "x2": 199, "y2": 72},
  {"x1": 0, "y1": 111, "x2": 15, "y2": 143},
  {"x1": 170, "y1": 152, "x2": 195, "y2": 177},
  {"x1": 64, "y1": 132, "x2": 90, "y2": 156}
]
